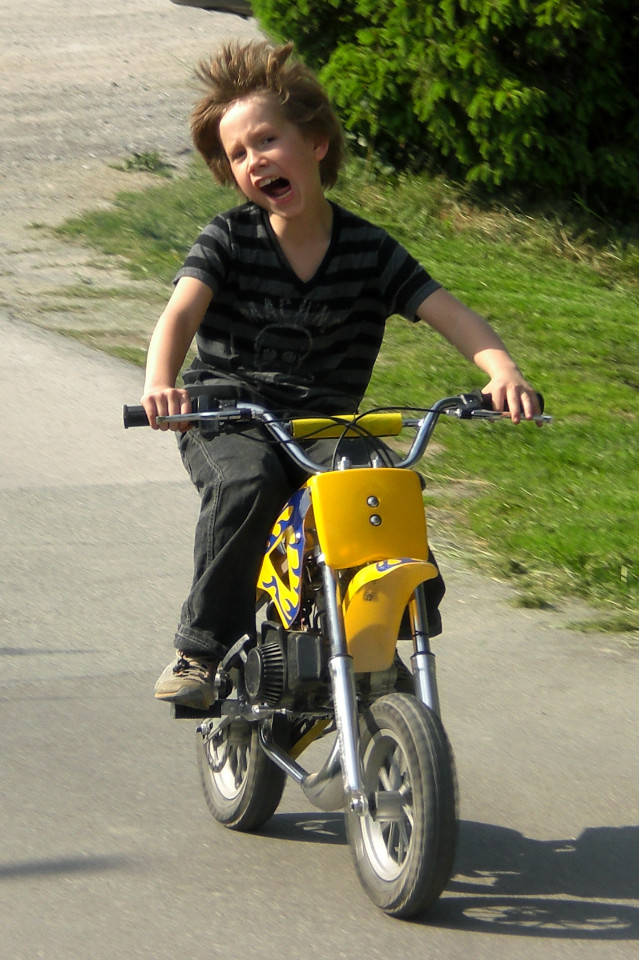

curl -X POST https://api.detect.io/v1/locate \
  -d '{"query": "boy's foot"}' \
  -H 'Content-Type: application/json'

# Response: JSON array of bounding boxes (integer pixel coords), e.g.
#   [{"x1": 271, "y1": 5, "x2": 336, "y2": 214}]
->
[{"x1": 154, "y1": 653, "x2": 218, "y2": 709}]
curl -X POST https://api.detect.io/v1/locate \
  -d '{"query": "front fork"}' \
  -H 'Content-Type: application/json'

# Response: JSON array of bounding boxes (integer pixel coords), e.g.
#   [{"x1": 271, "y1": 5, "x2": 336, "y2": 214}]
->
[
  {"x1": 320, "y1": 560, "x2": 441, "y2": 816},
  {"x1": 319, "y1": 559, "x2": 369, "y2": 815},
  {"x1": 407, "y1": 587, "x2": 441, "y2": 715}
]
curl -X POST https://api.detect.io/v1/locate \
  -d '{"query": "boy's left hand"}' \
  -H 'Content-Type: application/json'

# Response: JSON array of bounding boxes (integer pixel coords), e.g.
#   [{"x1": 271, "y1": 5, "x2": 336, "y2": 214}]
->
[{"x1": 481, "y1": 375, "x2": 542, "y2": 425}]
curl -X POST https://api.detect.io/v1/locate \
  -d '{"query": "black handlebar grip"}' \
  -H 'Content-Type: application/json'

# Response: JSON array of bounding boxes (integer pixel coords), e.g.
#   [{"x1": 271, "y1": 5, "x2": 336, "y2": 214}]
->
[
  {"x1": 123, "y1": 404, "x2": 150, "y2": 428},
  {"x1": 481, "y1": 391, "x2": 544, "y2": 414}
]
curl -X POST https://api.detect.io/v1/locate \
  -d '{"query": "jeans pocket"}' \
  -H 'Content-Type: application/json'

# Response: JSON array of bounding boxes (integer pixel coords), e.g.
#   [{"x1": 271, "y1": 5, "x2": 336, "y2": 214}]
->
[{"x1": 177, "y1": 429, "x2": 223, "y2": 492}]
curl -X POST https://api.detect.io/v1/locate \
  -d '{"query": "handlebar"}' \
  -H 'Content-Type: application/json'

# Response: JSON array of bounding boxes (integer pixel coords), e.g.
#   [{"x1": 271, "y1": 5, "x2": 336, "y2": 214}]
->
[
  {"x1": 123, "y1": 391, "x2": 549, "y2": 474},
  {"x1": 122, "y1": 404, "x2": 153, "y2": 429}
]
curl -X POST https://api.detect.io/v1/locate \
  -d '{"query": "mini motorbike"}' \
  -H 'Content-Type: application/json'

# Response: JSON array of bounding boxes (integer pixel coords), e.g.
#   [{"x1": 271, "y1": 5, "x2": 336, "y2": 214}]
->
[{"x1": 124, "y1": 390, "x2": 547, "y2": 918}]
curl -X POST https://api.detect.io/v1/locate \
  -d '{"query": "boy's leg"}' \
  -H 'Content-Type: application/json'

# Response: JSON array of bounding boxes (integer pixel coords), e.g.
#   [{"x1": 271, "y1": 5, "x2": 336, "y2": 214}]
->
[{"x1": 155, "y1": 427, "x2": 293, "y2": 707}]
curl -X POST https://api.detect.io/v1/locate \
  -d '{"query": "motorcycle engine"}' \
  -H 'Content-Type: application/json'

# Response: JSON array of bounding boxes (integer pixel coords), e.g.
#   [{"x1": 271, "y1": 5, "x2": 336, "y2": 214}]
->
[{"x1": 243, "y1": 621, "x2": 328, "y2": 707}]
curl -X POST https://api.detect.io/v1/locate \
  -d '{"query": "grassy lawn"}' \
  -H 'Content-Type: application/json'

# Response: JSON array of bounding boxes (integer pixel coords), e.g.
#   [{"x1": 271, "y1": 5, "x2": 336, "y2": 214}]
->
[{"x1": 56, "y1": 158, "x2": 639, "y2": 632}]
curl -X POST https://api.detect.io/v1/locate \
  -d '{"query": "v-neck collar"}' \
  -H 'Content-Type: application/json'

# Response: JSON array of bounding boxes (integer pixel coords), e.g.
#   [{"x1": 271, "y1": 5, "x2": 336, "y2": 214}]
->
[{"x1": 260, "y1": 202, "x2": 339, "y2": 291}]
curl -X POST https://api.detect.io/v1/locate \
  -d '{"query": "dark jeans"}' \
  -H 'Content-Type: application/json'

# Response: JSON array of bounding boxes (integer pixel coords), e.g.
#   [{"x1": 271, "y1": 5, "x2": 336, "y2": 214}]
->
[{"x1": 174, "y1": 427, "x2": 444, "y2": 660}]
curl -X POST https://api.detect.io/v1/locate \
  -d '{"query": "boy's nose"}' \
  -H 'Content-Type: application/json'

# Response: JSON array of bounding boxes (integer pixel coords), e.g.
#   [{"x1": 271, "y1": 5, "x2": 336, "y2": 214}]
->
[{"x1": 247, "y1": 148, "x2": 266, "y2": 172}]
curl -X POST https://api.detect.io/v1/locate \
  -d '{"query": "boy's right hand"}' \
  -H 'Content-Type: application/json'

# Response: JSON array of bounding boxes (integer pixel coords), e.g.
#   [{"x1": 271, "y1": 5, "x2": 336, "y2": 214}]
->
[{"x1": 141, "y1": 386, "x2": 192, "y2": 431}]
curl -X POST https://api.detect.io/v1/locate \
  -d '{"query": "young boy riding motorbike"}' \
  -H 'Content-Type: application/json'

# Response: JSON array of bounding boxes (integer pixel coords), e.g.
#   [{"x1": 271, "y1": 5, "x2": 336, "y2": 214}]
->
[{"x1": 143, "y1": 41, "x2": 540, "y2": 709}]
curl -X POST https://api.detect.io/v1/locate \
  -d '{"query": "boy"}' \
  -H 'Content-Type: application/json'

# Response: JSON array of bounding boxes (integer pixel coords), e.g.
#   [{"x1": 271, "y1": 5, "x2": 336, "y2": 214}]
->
[{"x1": 144, "y1": 41, "x2": 540, "y2": 709}]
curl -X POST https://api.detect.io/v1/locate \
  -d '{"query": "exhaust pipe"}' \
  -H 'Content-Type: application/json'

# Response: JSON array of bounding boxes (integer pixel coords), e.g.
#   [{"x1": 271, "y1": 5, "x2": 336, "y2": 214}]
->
[{"x1": 258, "y1": 726, "x2": 345, "y2": 812}]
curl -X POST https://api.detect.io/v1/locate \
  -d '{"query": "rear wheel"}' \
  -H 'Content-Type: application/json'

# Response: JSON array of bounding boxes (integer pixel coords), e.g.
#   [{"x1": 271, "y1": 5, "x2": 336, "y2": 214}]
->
[
  {"x1": 346, "y1": 693, "x2": 458, "y2": 918},
  {"x1": 197, "y1": 716, "x2": 288, "y2": 831}
]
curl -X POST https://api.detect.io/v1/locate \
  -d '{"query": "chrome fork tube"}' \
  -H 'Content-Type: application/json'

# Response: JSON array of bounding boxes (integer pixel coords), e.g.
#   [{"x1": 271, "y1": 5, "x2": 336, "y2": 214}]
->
[
  {"x1": 319, "y1": 559, "x2": 368, "y2": 814},
  {"x1": 408, "y1": 587, "x2": 441, "y2": 716}
]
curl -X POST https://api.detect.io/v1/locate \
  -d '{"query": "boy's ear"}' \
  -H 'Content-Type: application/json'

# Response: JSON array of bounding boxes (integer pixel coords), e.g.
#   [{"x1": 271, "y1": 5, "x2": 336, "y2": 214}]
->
[{"x1": 314, "y1": 139, "x2": 329, "y2": 162}]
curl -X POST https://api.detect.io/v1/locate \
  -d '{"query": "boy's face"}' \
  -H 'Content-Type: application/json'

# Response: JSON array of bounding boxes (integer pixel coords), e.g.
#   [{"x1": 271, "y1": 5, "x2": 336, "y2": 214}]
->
[{"x1": 219, "y1": 94, "x2": 329, "y2": 220}]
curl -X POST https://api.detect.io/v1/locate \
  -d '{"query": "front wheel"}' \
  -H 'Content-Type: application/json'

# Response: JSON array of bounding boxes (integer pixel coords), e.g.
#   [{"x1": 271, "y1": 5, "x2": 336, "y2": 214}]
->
[
  {"x1": 196, "y1": 716, "x2": 288, "y2": 831},
  {"x1": 346, "y1": 693, "x2": 458, "y2": 918}
]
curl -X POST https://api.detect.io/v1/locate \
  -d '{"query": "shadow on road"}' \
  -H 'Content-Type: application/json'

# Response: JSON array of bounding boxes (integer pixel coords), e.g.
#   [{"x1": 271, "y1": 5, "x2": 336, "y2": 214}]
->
[
  {"x1": 259, "y1": 812, "x2": 346, "y2": 846},
  {"x1": 428, "y1": 820, "x2": 639, "y2": 939},
  {"x1": 0, "y1": 854, "x2": 134, "y2": 880},
  {"x1": 258, "y1": 815, "x2": 639, "y2": 937}
]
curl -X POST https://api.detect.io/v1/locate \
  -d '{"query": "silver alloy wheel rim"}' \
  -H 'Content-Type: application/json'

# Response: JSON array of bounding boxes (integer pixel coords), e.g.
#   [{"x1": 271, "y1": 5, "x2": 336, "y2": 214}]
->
[
  {"x1": 206, "y1": 729, "x2": 249, "y2": 800},
  {"x1": 360, "y1": 730, "x2": 413, "y2": 881}
]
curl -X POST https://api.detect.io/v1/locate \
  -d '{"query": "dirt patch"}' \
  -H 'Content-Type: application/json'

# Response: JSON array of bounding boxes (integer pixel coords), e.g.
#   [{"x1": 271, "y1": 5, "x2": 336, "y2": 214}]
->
[{"x1": 0, "y1": 0, "x2": 259, "y2": 343}]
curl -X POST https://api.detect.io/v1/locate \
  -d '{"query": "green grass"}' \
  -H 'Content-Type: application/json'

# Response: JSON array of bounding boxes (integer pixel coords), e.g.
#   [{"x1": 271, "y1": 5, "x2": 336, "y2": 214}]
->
[
  {"x1": 117, "y1": 151, "x2": 175, "y2": 177},
  {"x1": 56, "y1": 158, "x2": 639, "y2": 629}
]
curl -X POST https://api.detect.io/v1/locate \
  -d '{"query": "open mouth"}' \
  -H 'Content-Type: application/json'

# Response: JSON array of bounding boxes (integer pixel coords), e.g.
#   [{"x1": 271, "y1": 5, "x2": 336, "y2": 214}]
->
[{"x1": 259, "y1": 176, "x2": 291, "y2": 200}]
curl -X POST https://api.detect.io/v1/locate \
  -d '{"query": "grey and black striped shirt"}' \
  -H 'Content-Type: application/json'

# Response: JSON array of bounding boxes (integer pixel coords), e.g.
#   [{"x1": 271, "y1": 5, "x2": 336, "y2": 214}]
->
[{"x1": 176, "y1": 200, "x2": 440, "y2": 414}]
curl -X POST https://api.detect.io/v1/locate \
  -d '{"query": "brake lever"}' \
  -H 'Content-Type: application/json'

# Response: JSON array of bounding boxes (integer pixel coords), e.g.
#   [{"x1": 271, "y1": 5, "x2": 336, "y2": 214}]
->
[
  {"x1": 445, "y1": 392, "x2": 551, "y2": 422},
  {"x1": 468, "y1": 409, "x2": 553, "y2": 423},
  {"x1": 156, "y1": 408, "x2": 253, "y2": 425}
]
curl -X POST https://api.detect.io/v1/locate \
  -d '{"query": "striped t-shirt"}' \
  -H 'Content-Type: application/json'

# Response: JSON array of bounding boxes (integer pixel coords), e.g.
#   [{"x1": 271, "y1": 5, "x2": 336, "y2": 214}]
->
[{"x1": 176, "y1": 200, "x2": 440, "y2": 414}]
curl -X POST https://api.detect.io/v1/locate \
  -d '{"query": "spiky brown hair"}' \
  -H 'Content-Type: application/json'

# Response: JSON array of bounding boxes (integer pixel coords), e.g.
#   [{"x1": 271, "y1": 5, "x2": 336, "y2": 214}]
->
[{"x1": 190, "y1": 41, "x2": 344, "y2": 189}]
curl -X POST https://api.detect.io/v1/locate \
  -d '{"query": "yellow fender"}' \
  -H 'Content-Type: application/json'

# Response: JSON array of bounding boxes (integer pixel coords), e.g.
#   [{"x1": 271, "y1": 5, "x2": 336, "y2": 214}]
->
[{"x1": 342, "y1": 558, "x2": 439, "y2": 673}]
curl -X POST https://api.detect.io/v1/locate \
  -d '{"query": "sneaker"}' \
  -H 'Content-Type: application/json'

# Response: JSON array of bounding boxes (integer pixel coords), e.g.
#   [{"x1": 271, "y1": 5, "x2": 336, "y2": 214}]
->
[{"x1": 154, "y1": 653, "x2": 218, "y2": 709}]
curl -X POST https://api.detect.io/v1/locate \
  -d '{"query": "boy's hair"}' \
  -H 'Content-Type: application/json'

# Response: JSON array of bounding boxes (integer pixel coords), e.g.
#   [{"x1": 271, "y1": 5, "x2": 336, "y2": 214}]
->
[{"x1": 191, "y1": 41, "x2": 344, "y2": 189}]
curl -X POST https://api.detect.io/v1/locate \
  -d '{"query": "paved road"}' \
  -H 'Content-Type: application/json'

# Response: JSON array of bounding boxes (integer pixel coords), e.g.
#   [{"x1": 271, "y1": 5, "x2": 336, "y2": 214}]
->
[{"x1": 1, "y1": 2, "x2": 638, "y2": 958}]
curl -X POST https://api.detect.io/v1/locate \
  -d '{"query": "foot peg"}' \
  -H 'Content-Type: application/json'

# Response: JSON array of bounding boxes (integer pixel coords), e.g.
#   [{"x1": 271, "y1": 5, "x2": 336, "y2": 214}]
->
[{"x1": 172, "y1": 702, "x2": 222, "y2": 720}]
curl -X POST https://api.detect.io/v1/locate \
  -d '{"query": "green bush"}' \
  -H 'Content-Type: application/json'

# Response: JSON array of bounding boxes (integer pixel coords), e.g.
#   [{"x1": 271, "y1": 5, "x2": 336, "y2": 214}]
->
[{"x1": 252, "y1": 0, "x2": 639, "y2": 216}]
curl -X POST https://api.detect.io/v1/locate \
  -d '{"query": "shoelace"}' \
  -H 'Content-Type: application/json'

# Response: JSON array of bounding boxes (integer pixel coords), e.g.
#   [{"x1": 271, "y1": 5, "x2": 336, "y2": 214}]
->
[{"x1": 172, "y1": 655, "x2": 213, "y2": 678}]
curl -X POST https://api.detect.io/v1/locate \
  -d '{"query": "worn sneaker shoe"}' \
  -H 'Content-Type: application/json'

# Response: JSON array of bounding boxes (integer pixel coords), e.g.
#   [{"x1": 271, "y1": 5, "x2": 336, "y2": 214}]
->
[{"x1": 154, "y1": 653, "x2": 218, "y2": 709}]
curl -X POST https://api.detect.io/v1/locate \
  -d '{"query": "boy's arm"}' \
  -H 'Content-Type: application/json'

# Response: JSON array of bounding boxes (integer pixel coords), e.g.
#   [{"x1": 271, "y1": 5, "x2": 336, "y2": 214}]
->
[
  {"x1": 416, "y1": 288, "x2": 539, "y2": 424},
  {"x1": 142, "y1": 277, "x2": 213, "y2": 430}
]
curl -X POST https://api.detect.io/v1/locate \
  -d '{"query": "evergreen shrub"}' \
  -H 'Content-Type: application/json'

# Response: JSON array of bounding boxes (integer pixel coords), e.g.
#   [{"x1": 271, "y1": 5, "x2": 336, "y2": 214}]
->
[{"x1": 252, "y1": 0, "x2": 639, "y2": 216}]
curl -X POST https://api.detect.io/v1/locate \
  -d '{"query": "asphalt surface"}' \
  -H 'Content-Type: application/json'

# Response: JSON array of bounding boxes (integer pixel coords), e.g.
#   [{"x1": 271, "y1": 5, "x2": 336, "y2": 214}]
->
[{"x1": 1, "y1": 2, "x2": 638, "y2": 958}]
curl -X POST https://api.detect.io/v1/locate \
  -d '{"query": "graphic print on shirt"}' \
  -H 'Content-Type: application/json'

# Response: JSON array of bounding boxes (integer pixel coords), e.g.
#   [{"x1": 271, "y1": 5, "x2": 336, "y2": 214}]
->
[{"x1": 244, "y1": 297, "x2": 337, "y2": 379}]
